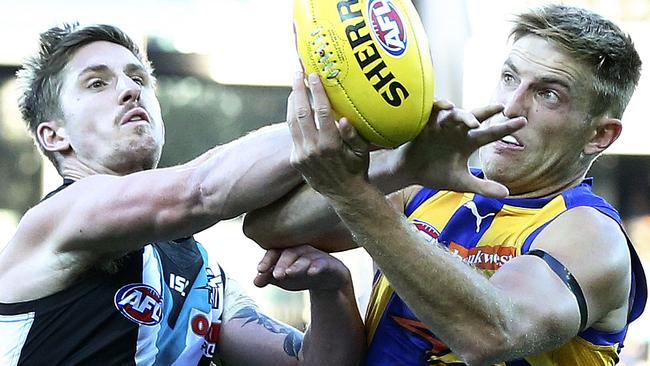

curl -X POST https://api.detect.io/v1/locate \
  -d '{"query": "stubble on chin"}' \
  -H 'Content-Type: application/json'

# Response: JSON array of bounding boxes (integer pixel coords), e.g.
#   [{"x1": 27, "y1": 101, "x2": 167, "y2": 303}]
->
[{"x1": 112, "y1": 136, "x2": 161, "y2": 174}]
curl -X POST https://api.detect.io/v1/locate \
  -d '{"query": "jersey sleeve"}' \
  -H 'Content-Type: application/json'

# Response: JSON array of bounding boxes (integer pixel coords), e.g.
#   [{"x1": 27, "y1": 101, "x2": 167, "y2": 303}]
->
[{"x1": 222, "y1": 276, "x2": 259, "y2": 323}]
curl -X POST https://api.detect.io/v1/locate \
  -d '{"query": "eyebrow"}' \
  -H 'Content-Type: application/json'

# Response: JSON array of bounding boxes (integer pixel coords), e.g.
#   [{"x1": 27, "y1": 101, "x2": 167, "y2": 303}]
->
[
  {"x1": 503, "y1": 59, "x2": 572, "y2": 90},
  {"x1": 124, "y1": 63, "x2": 148, "y2": 75},
  {"x1": 77, "y1": 63, "x2": 149, "y2": 78},
  {"x1": 77, "y1": 64, "x2": 110, "y2": 79}
]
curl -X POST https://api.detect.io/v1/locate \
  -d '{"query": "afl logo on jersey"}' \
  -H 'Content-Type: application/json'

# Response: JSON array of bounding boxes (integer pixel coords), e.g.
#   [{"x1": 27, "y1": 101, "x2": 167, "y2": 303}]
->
[
  {"x1": 114, "y1": 283, "x2": 163, "y2": 326},
  {"x1": 412, "y1": 219, "x2": 439, "y2": 243},
  {"x1": 368, "y1": 0, "x2": 408, "y2": 57}
]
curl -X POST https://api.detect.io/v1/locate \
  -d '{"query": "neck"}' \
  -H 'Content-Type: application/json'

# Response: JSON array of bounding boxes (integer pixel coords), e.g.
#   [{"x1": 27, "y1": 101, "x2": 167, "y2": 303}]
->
[
  {"x1": 58, "y1": 150, "x2": 160, "y2": 180},
  {"x1": 60, "y1": 158, "x2": 129, "y2": 180},
  {"x1": 507, "y1": 171, "x2": 588, "y2": 199}
]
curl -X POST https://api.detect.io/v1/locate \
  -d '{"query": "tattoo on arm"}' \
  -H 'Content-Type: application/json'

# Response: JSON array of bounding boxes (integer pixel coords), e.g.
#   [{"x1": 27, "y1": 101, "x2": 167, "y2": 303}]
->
[{"x1": 231, "y1": 306, "x2": 304, "y2": 359}]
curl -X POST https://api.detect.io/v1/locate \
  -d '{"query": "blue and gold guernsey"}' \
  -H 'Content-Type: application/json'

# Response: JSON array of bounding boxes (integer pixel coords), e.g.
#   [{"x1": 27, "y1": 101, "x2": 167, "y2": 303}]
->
[{"x1": 365, "y1": 172, "x2": 647, "y2": 366}]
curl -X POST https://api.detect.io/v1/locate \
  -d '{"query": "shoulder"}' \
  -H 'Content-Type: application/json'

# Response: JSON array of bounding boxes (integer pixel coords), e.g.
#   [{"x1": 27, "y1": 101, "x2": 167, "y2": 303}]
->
[
  {"x1": 18, "y1": 176, "x2": 118, "y2": 230},
  {"x1": 531, "y1": 206, "x2": 631, "y2": 318},
  {"x1": 533, "y1": 205, "x2": 629, "y2": 272},
  {"x1": 396, "y1": 185, "x2": 427, "y2": 214},
  {"x1": 12, "y1": 175, "x2": 119, "y2": 245},
  {"x1": 537, "y1": 206, "x2": 627, "y2": 253}
]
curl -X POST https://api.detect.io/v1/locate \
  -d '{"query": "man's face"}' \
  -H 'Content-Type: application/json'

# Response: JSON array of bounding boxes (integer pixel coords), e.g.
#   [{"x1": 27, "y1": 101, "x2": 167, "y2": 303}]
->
[
  {"x1": 479, "y1": 35, "x2": 596, "y2": 197},
  {"x1": 57, "y1": 41, "x2": 164, "y2": 174}
]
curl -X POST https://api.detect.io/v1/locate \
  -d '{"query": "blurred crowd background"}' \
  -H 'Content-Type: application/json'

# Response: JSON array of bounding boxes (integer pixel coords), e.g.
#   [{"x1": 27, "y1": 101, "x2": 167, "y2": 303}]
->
[{"x1": 0, "y1": 0, "x2": 649, "y2": 364}]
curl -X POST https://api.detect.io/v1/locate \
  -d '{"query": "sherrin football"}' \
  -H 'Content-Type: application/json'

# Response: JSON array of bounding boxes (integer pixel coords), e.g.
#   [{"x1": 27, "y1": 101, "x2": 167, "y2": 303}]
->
[{"x1": 294, "y1": 0, "x2": 435, "y2": 147}]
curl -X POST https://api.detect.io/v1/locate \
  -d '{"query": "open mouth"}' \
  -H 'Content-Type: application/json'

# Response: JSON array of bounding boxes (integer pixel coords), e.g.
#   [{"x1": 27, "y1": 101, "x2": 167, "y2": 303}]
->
[
  {"x1": 499, "y1": 135, "x2": 523, "y2": 147},
  {"x1": 121, "y1": 107, "x2": 150, "y2": 125}
]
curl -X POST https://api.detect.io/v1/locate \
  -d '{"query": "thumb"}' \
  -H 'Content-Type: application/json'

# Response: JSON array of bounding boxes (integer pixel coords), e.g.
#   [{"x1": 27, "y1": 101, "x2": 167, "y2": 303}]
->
[
  {"x1": 464, "y1": 175, "x2": 510, "y2": 198},
  {"x1": 338, "y1": 118, "x2": 369, "y2": 154},
  {"x1": 433, "y1": 99, "x2": 455, "y2": 110},
  {"x1": 257, "y1": 249, "x2": 281, "y2": 273},
  {"x1": 254, "y1": 270, "x2": 274, "y2": 288}
]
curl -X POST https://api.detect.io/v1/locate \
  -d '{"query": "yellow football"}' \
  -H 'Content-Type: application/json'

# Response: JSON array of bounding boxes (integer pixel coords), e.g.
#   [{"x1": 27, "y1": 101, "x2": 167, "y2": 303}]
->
[{"x1": 294, "y1": 0, "x2": 435, "y2": 147}]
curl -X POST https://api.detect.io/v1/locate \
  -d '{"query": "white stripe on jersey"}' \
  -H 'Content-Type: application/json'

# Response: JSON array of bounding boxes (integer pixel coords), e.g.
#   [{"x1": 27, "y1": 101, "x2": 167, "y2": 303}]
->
[
  {"x1": 0, "y1": 312, "x2": 35, "y2": 366},
  {"x1": 135, "y1": 245, "x2": 163, "y2": 365}
]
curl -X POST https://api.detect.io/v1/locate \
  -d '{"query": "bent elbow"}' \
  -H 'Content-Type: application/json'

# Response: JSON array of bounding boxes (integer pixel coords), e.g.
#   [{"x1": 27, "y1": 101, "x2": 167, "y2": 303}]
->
[
  {"x1": 459, "y1": 351, "x2": 498, "y2": 366},
  {"x1": 454, "y1": 328, "x2": 516, "y2": 366},
  {"x1": 242, "y1": 212, "x2": 277, "y2": 249}
]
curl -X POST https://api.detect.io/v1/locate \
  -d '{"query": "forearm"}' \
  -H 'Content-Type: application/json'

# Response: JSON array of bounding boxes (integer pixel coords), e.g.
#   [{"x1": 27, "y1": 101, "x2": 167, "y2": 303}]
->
[
  {"x1": 243, "y1": 184, "x2": 354, "y2": 251},
  {"x1": 300, "y1": 282, "x2": 365, "y2": 366},
  {"x1": 325, "y1": 179, "x2": 516, "y2": 364},
  {"x1": 244, "y1": 149, "x2": 407, "y2": 250},
  {"x1": 192, "y1": 123, "x2": 303, "y2": 220}
]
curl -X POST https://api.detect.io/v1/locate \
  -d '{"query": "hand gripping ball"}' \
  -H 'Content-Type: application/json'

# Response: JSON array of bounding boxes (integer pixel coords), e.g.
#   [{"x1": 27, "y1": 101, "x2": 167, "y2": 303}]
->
[{"x1": 294, "y1": 0, "x2": 435, "y2": 147}]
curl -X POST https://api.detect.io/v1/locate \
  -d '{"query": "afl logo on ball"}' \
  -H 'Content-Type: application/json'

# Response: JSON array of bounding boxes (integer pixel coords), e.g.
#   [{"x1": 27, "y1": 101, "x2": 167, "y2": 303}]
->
[
  {"x1": 114, "y1": 283, "x2": 163, "y2": 326},
  {"x1": 367, "y1": 0, "x2": 408, "y2": 57}
]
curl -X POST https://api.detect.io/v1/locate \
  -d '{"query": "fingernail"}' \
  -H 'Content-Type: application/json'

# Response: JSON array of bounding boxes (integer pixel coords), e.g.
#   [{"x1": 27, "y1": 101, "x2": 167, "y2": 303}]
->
[
  {"x1": 294, "y1": 72, "x2": 303, "y2": 87},
  {"x1": 308, "y1": 73, "x2": 319, "y2": 84}
]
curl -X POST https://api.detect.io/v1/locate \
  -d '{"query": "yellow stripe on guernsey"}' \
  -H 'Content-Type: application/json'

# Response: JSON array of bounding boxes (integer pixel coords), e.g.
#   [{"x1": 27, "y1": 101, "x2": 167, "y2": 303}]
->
[
  {"x1": 365, "y1": 270, "x2": 392, "y2": 343},
  {"x1": 364, "y1": 177, "x2": 637, "y2": 366},
  {"x1": 408, "y1": 191, "x2": 566, "y2": 274}
]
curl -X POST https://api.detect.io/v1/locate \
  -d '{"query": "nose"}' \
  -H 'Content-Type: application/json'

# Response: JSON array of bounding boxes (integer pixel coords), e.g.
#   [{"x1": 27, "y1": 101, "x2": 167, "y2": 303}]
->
[
  {"x1": 501, "y1": 85, "x2": 528, "y2": 119},
  {"x1": 117, "y1": 76, "x2": 141, "y2": 105}
]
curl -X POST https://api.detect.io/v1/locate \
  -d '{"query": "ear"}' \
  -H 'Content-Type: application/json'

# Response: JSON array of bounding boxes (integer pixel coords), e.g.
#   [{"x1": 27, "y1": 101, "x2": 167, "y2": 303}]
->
[
  {"x1": 36, "y1": 121, "x2": 70, "y2": 153},
  {"x1": 583, "y1": 117, "x2": 622, "y2": 156}
]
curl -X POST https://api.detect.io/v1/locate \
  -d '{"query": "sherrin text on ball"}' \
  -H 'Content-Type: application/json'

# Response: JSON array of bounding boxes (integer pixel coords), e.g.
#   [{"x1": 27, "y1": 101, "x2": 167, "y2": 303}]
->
[{"x1": 294, "y1": 0, "x2": 435, "y2": 147}]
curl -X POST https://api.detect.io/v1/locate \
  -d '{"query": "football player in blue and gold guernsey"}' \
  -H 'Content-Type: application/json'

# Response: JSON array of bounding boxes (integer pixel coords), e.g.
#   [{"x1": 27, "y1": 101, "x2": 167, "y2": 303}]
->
[{"x1": 244, "y1": 4, "x2": 647, "y2": 365}]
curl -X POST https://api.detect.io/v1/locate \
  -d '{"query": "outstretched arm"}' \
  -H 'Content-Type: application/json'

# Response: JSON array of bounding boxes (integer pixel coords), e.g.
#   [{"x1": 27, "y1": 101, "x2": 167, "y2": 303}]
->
[
  {"x1": 3, "y1": 121, "x2": 303, "y2": 302},
  {"x1": 14, "y1": 123, "x2": 300, "y2": 257},
  {"x1": 243, "y1": 148, "x2": 419, "y2": 252}
]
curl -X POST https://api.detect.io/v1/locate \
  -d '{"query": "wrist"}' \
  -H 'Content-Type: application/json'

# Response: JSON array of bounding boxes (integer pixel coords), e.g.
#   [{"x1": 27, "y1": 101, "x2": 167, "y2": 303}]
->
[
  {"x1": 309, "y1": 265, "x2": 354, "y2": 294},
  {"x1": 309, "y1": 276, "x2": 354, "y2": 301},
  {"x1": 369, "y1": 148, "x2": 413, "y2": 193},
  {"x1": 315, "y1": 173, "x2": 368, "y2": 200},
  {"x1": 385, "y1": 146, "x2": 416, "y2": 188}
]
